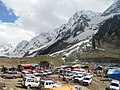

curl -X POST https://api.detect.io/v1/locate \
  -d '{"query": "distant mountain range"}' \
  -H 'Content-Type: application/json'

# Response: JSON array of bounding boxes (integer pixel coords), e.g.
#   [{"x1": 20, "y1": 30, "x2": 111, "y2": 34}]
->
[{"x1": 1, "y1": 0, "x2": 120, "y2": 60}]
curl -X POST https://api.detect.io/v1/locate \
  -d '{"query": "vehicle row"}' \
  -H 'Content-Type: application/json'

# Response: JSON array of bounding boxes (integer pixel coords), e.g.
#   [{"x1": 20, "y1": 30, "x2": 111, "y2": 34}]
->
[
  {"x1": 1, "y1": 69, "x2": 53, "y2": 79},
  {"x1": 58, "y1": 69, "x2": 93, "y2": 86}
]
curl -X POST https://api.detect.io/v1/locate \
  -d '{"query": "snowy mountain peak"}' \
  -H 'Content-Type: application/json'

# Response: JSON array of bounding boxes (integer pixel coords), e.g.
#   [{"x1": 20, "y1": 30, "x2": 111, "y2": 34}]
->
[
  {"x1": 55, "y1": 10, "x2": 100, "y2": 42},
  {"x1": 0, "y1": 44, "x2": 14, "y2": 56},
  {"x1": 102, "y1": 0, "x2": 120, "y2": 16},
  {"x1": 68, "y1": 10, "x2": 100, "y2": 26},
  {"x1": 73, "y1": 10, "x2": 100, "y2": 18}
]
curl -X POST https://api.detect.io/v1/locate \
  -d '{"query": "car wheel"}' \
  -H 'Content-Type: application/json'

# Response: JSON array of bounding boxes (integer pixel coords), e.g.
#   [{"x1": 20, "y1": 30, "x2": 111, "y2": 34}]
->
[
  {"x1": 53, "y1": 86, "x2": 56, "y2": 88},
  {"x1": 3, "y1": 76, "x2": 6, "y2": 79},
  {"x1": 27, "y1": 85, "x2": 31, "y2": 89},
  {"x1": 75, "y1": 80, "x2": 79, "y2": 83},
  {"x1": 13, "y1": 76, "x2": 16, "y2": 79}
]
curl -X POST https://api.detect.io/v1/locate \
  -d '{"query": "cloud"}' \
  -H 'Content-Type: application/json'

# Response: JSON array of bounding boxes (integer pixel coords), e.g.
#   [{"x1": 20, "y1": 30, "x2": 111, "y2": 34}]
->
[
  {"x1": 0, "y1": 0, "x2": 114, "y2": 45},
  {"x1": 0, "y1": 23, "x2": 35, "y2": 45}
]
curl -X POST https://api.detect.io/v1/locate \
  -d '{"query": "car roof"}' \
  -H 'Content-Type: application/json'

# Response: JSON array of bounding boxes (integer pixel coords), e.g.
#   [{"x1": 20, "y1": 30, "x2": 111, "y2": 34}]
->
[
  {"x1": 111, "y1": 79, "x2": 119, "y2": 83},
  {"x1": 84, "y1": 75, "x2": 92, "y2": 78},
  {"x1": 24, "y1": 76, "x2": 40, "y2": 80},
  {"x1": 41, "y1": 80, "x2": 54, "y2": 82},
  {"x1": 76, "y1": 74, "x2": 84, "y2": 77}
]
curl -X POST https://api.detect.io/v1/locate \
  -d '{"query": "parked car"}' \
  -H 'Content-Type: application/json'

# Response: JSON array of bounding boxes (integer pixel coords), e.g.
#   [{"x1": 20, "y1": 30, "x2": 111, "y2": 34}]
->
[
  {"x1": 84, "y1": 73, "x2": 93, "y2": 77},
  {"x1": 73, "y1": 68, "x2": 86, "y2": 73},
  {"x1": 63, "y1": 74, "x2": 73, "y2": 81},
  {"x1": 31, "y1": 70, "x2": 42, "y2": 76},
  {"x1": 33, "y1": 70, "x2": 50, "y2": 76},
  {"x1": 82, "y1": 76, "x2": 92, "y2": 86},
  {"x1": 58, "y1": 73, "x2": 64, "y2": 78},
  {"x1": 72, "y1": 72, "x2": 85, "y2": 80},
  {"x1": 22, "y1": 71, "x2": 35, "y2": 78},
  {"x1": 40, "y1": 71, "x2": 48, "y2": 76},
  {"x1": 44, "y1": 70, "x2": 52, "y2": 75},
  {"x1": 110, "y1": 79, "x2": 120, "y2": 90},
  {"x1": 2, "y1": 71, "x2": 18, "y2": 79},
  {"x1": 73, "y1": 75, "x2": 84, "y2": 83},
  {"x1": 75, "y1": 72, "x2": 85, "y2": 76},
  {"x1": 39, "y1": 80, "x2": 58, "y2": 88},
  {"x1": 21, "y1": 76, "x2": 41, "y2": 89},
  {"x1": 54, "y1": 68, "x2": 61, "y2": 74}
]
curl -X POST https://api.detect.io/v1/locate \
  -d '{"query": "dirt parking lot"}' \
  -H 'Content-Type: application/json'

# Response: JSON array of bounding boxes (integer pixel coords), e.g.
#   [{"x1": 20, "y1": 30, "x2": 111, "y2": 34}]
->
[
  {"x1": 0, "y1": 74, "x2": 110, "y2": 90},
  {"x1": 49, "y1": 75, "x2": 110, "y2": 90}
]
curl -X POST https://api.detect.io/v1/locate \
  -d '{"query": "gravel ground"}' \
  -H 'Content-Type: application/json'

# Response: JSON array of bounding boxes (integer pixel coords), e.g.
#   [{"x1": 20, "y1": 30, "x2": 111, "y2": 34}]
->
[
  {"x1": 0, "y1": 74, "x2": 110, "y2": 90},
  {"x1": 48, "y1": 75, "x2": 110, "y2": 90}
]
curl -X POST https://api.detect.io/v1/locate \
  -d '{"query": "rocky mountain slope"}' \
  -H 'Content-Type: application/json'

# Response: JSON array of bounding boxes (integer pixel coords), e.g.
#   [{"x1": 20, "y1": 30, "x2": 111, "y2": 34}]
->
[
  {"x1": 102, "y1": 0, "x2": 120, "y2": 16},
  {"x1": 93, "y1": 15, "x2": 120, "y2": 47}
]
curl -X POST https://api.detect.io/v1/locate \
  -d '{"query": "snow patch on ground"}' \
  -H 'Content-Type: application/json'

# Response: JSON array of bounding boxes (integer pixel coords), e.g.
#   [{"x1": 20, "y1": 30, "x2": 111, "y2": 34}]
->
[{"x1": 50, "y1": 39, "x2": 90, "y2": 57}]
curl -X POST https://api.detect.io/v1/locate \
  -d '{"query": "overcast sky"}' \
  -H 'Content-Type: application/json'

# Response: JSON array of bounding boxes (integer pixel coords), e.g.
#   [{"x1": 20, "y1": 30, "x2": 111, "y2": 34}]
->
[{"x1": 0, "y1": 0, "x2": 115, "y2": 46}]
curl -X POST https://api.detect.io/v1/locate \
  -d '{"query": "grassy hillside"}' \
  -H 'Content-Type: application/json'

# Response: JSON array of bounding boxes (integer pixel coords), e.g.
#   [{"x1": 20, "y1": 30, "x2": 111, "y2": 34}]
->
[
  {"x1": 66, "y1": 46, "x2": 120, "y2": 63},
  {"x1": 0, "y1": 55, "x2": 63, "y2": 67}
]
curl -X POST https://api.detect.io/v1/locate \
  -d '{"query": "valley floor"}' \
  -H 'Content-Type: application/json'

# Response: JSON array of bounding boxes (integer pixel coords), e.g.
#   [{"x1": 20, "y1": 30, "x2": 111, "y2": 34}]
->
[
  {"x1": 0, "y1": 56, "x2": 114, "y2": 90},
  {"x1": 0, "y1": 74, "x2": 110, "y2": 90}
]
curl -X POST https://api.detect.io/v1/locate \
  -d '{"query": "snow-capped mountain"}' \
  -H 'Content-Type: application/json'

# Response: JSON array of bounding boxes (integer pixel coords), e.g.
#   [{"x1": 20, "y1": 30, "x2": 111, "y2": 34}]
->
[
  {"x1": 9, "y1": 40, "x2": 29, "y2": 57},
  {"x1": 0, "y1": 44, "x2": 14, "y2": 56},
  {"x1": 1, "y1": 0, "x2": 120, "y2": 58},
  {"x1": 6, "y1": 10, "x2": 100, "y2": 58},
  {"x1": 9, "y1": 31, "x2": 58, "y2": 57},
  {"x1": 56, "y1": 10, "x2": 100, "y2": 42},
  {"x1": 102, "y1": 0, "x2": 120, "y2": 16},
  {"x1": 25, "y1": 10, "x2": 101, "y2": 57},
  {"x1": 25, "y1": 32, "x2": 56, "y2": 50}
]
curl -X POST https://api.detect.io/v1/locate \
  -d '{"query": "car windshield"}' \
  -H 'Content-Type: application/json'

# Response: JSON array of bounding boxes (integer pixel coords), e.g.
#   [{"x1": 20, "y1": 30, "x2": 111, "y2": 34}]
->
[
  {"x1": 77, "y1": 76, "x2": 82, "y2": 78},
  {"x1": 76, "y1": 73, "x2": 83, "y2": 75},
  {"x1": 8, "y1": 72, "x2": 17, "y2": 74},
  {"x1": 66, "y1": 75, "x2": 70, "y2": 77},
  {"x1": 111, "y1": 83, "x2": 119, "y2": 87},
  {"x1": 85, "y1": 73, "x2": 92, "y2": 76},
  {"x1": 6, "y1": 72, "x2": 11, "y2": 74},
  {"x1": 84, "y1": 78, "x2": 90, "y2": 80}
]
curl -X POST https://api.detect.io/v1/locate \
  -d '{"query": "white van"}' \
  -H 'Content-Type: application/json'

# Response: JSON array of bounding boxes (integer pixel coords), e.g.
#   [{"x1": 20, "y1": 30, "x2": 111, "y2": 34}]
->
[
  {"x1": 40, "y1": 80, "x2": 58, "y2": 88},
  {"x1": 82, "y1": 76, "x2": 92, "y2": 86},
  {"x1": 21, "y1": 76, "x2": 41, "y2": 89},
  {"x1": 110, "y1": 79, "x2": 120, "y2": 90}
]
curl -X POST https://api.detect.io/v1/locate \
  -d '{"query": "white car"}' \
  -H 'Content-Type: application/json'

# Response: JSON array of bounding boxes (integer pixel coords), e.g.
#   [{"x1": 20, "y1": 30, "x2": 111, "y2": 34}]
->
[
  {"x1": 110, "y1": 79, "x2": 120, "y2": 90},
  {"x1": 58, "y1": 74, "x2": 64, "y2": 78},
  {"x1": 45, "y1": 70, "x2": 52, "y2": 75},
  {"x1": 75, "y1": 72, "x2": 85, "y2": 76},
  {"x1": 73, "y1": 69, "x2": 86, "y2": 73},
  {"x1": 37, "y1": 70, "x2": 48, "y2": 76},
  {"x1": 63, "y1": 74, "x2": 73, "y2": 81},
  {"x1": 82, "y1": 76, "x2": 92, "y2": 86},
  {"x1": 21, "y1": 76, "x2": 41, "y2": 89},
  {"x1": 22, "y1": 72, "x2": 35, "y2": 78},
  {"x1": 43, "y1": 72, "x2": 48, "y2": 76},
  {"x1": 84, "y1": 73, "x2": 93, "y2": 77},
  {"x1": 40, "y1": 80, "x2": 58, "y2": 88},
  {"x1": 32, "y1": 70, "x2": 43, "y2": 76},
  {"x1": 73, "y1": 75, "x2": 84, "y2": 83}
]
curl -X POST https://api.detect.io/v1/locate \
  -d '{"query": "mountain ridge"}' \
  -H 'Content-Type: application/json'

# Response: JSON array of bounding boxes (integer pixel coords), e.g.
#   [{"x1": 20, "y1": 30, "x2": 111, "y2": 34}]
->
[{"x1": 0, "y1": 0, "x2": 120, "y2": 60}]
